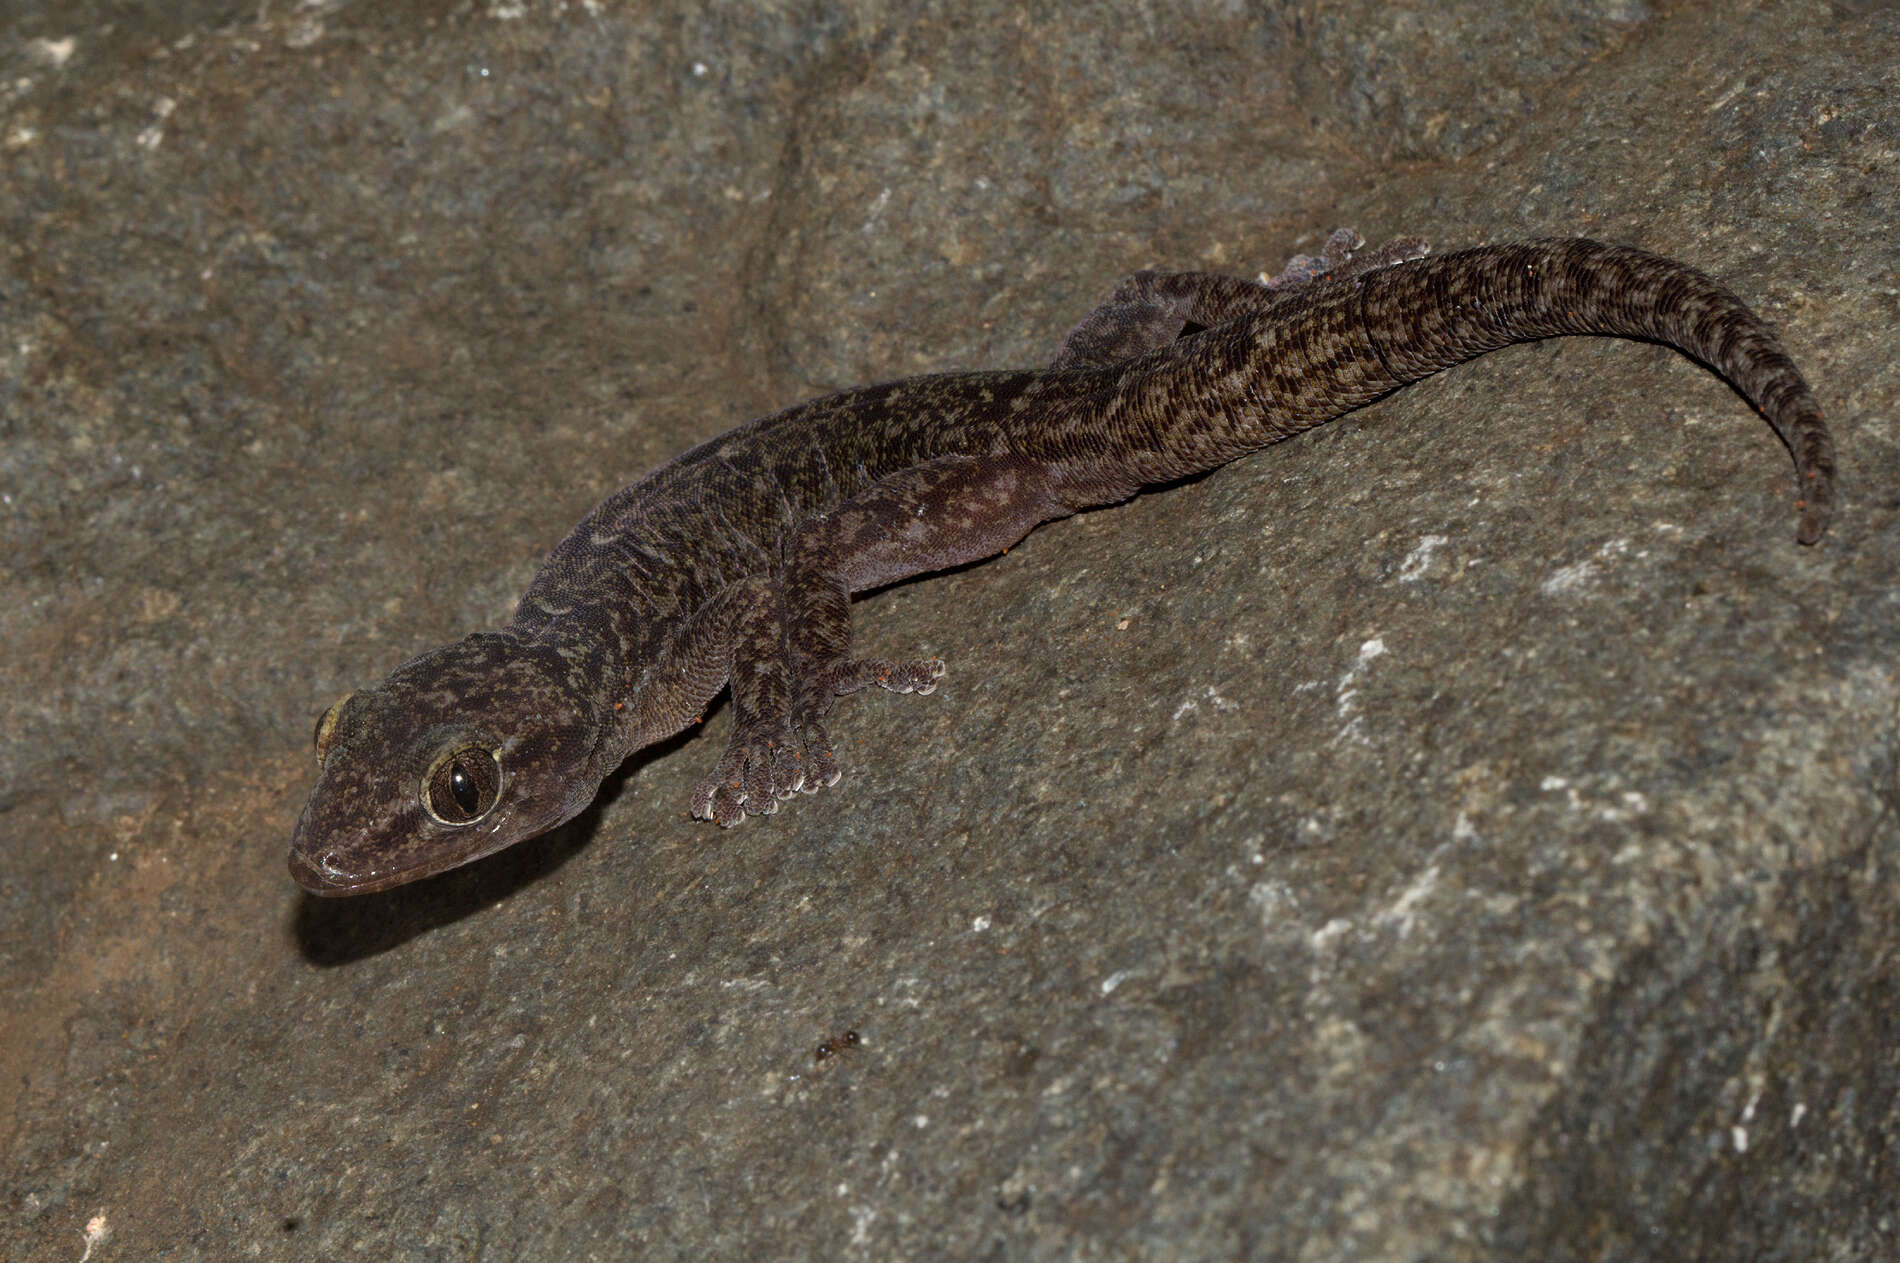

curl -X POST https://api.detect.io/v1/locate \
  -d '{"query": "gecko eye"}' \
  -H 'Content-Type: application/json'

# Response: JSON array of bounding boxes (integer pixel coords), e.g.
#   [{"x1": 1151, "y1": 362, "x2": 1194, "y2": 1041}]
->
[
  {"x1": 313, "y1": 693, "x2": 355, "y2": 767},
  {"x1": 423, "y1": 746, "x2": 503, "y2": 826}
]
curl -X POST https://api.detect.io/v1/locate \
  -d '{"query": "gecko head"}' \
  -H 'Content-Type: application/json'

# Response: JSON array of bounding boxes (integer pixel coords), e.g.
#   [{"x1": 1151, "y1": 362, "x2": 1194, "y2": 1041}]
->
[{"x1": 289, "y1": 633, "x2": 611, "y2": 896}]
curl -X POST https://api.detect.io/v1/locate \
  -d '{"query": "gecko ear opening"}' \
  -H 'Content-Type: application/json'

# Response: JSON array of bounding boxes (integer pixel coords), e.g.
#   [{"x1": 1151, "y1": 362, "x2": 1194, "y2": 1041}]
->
[{"x1": 313, "y1": 693, "x2": 356, "y2": 766}]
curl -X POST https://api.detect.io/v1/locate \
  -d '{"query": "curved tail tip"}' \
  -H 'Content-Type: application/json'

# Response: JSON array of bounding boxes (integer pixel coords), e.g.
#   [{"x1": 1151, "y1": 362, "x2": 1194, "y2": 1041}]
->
[
  {"x1": 1791, "y1": 419, "x2": 1834, "y2": 546},
  {"x1": 1795, "y1": 489, "x2": 1831, "y2": 546}
]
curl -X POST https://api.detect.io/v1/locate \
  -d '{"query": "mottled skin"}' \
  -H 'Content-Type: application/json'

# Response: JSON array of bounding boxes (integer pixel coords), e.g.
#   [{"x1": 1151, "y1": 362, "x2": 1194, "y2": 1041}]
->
[{"x1": 290, "y1": 231, "x2": 1836, "y2": 895}]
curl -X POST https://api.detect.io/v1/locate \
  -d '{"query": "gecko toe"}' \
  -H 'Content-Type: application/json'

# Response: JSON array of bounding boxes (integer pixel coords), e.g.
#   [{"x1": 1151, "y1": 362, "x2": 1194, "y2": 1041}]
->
[
  {"x1": 797, "y1": 724, "x2": 840, "y2": 789},
  {"x1": 691, "y1": 777, "x2": 749, "y2": 827},
  {"x1": 815, "y1": 655, "x2": 946, "y2": 697},
  {"x1": 1265, "y1": 228, "x2": 1431, "y2": 289},
  {"x1": 690, "y1": 656, "x2": 943, "y2": 822},
  {"x1": 692, "y1": 738, "x2": 774, "y2": 824},
  {"x1": 769, "y1": 739, "x2": 808, "y2": 799},
  {"x1": 694, "y1": 717, "x2": 845, "y2": 820}
]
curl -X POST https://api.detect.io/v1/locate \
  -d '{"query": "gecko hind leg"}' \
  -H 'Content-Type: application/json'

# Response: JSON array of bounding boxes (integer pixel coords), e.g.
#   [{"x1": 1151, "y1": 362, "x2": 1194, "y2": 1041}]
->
[
  {"x1": 785, "y1": 652, "x2": 946, "y2": 794},
  {"x1": 1265, "y1": 227, "x2": 1431, "y2": 288},
  {"x1": 1049, "y1": 227, "x2": 1430, "y2": 369}
]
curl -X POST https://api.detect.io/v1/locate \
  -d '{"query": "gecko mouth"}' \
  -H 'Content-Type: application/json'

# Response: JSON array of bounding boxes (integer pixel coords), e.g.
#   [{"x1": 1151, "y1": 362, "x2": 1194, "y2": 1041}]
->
[
  {"x1": 288, "y1": 846, "x2": 385, "y2": 896},
  {"x1": 288, "y1": 805, "x2": 528, "y2": 896}
]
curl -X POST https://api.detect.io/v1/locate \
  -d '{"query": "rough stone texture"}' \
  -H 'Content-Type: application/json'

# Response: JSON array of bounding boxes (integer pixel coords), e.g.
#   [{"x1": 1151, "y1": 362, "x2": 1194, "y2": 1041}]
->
[{"x1": 3, "y1": 1, "x2": 1898, "y2": 1259}]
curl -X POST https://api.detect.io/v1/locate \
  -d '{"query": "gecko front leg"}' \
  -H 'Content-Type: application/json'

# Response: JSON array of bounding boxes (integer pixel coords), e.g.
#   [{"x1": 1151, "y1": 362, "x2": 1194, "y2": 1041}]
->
[
  {"x1": 690, "y1": 454, "x2": 1070, "y2": 825},
  {"x1": 690, "y1": 559, "x2": 947, "y2": 826}
]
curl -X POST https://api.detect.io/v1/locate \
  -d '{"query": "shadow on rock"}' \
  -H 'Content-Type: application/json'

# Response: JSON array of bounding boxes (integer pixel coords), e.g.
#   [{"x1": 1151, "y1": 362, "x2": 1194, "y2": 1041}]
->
[{"x1": 286, "y1": 725, "x2": 697, "y2": 964}]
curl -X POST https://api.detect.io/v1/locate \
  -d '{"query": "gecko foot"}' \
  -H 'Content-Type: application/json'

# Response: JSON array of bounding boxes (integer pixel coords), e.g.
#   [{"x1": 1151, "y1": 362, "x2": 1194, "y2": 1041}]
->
[
  {"x1": 1264, "y1": 228, "x2": 1432, "y2": 290},
  {"x1": 810, "y1": 654, "x2": 946, "y2": 699},
  {"x1": 689, "y1": 656, "x2": 946, "y2": 826},
  {"x1": 691, "y1": 716, "x2": 841, "y2": 827}
]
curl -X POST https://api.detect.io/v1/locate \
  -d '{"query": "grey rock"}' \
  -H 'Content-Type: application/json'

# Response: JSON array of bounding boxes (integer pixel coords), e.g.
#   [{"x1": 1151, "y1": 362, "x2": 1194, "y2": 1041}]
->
[{"x1": 3, "y1": 0, "x2": 1897, "y2": 1258}]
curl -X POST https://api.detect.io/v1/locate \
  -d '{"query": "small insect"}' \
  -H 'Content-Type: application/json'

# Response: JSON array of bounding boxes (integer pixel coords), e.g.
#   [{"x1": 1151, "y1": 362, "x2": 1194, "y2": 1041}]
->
[{"x1": 814, "y1": 1029, "x2": 861, "y2": 1065}]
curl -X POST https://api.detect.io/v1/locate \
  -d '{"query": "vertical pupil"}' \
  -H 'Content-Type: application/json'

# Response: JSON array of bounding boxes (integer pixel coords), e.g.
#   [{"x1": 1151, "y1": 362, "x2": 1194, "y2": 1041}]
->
[{"x1": 450, "y1": 760, "x2": 479, "y2": 813}]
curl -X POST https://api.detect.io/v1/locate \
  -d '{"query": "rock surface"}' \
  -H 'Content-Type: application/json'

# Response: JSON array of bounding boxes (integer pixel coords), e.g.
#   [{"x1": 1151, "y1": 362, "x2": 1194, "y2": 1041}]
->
[{"x1": 4, "y1": 1, "x2": 1898, "y2": 1258}]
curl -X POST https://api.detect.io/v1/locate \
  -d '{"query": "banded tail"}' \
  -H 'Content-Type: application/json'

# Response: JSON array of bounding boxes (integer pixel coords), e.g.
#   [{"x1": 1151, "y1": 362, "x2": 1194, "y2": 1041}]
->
[{"x1": 1048, "y1": 238, "x2": 1836, "y2": 544}]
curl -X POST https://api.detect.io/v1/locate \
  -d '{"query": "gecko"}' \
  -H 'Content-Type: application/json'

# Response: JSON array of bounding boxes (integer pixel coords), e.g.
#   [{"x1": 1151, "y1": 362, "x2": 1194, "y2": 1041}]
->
[{"x1": 289, "y1": 230, "x2": 1836, "y2": 895}]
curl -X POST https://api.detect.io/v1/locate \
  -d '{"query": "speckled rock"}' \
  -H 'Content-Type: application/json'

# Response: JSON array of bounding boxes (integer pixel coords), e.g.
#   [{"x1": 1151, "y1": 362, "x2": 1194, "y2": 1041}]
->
[{"x1": 4, "y1": 1, "x2": 1898, "y2": 1259}]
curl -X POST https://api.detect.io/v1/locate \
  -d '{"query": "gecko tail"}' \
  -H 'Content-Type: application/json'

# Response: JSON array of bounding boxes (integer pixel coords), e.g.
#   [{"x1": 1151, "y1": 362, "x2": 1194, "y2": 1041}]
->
[{"x1": 1357, "y1": 238, "x2": 1836, "y2": 544}]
